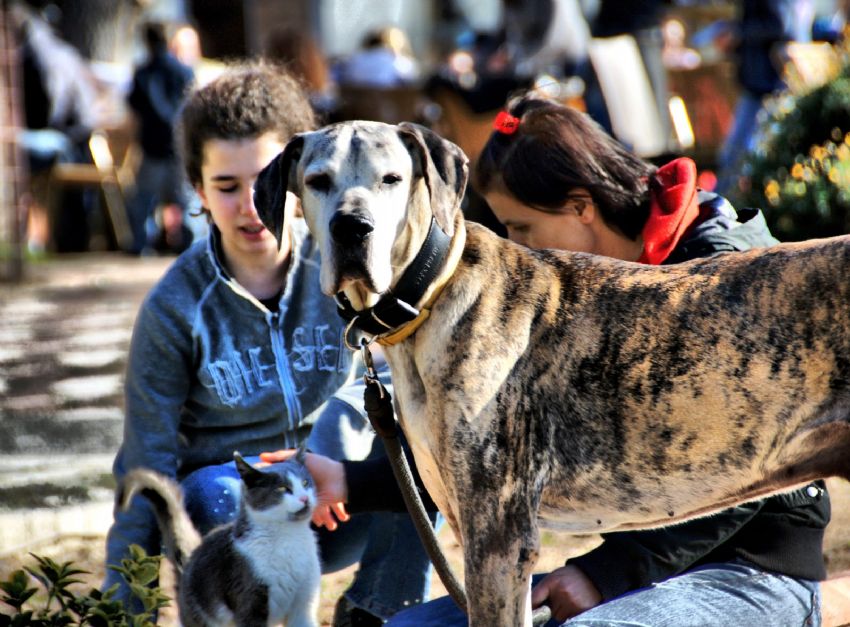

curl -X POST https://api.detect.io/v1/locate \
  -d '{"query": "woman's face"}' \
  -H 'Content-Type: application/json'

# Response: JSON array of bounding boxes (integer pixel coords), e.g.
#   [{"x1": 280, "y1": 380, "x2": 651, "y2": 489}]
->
[
  {"x1": 195, "y1": 132, "x2": 286, "y2": 261},
  {"x1": 484, "y1": 189, "x2": 597, "y2": 253}
]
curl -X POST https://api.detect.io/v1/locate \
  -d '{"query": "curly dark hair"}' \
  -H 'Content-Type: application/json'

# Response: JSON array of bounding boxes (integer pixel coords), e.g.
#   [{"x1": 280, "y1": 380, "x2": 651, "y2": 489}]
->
[
  {"x1": 177, "y1": 60, "x2": 317, "y2": 187},
  {"x1": 474, "y1": 95, "x2": 657, "y2": 240}
]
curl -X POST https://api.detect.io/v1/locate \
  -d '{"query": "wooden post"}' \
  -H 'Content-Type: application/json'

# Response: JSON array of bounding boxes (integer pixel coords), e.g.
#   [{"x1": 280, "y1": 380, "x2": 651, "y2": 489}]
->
[{"x1": 0, "y1": 5, "x2": 26, "y2": 282}]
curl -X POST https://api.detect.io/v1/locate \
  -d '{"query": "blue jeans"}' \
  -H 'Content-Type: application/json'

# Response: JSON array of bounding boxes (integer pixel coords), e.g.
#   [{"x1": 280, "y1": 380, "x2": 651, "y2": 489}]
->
[
  {"x1": 386, "y1": 560, "x2": 821, "y2": 626},
  {"x1": 715, "y1": 92, "x2": 765, "y2": 196},
  {"x1": 181, "y1": 390, "x2": 435, "y2": 620},
  {"x1": 127, "y1": 155, "x2": 192, "y2": 254}
]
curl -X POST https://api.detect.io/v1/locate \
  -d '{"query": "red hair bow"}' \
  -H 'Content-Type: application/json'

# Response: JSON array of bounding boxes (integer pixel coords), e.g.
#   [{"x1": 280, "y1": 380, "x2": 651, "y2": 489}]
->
[{"x1": 493, "y1": 111, "x2": 520, "y2": 135}]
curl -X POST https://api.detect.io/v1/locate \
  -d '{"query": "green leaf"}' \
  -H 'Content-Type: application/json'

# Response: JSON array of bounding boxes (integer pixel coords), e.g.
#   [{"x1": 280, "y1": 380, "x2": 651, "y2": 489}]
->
[
  {"x1": 10, "y1": 612, "x2": 35, "y2": 627},
  {"x1": 21, "y1": 568, "x2": 48, "y2": 593},
  {"x1": 0, "y1": 551, "x2": 171, "y2": 627},
  {"x1": 0, "y1": 571, "x2": 38, "y2": 611}
]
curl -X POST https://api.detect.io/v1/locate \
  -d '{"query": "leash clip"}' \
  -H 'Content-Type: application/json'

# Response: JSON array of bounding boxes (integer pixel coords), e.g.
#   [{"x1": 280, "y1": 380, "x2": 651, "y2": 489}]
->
[
  {"x1": 360, "y1": 338, "x2": 385, "y2": 399},
  {"x1": 344, "y1": 315, "x2": 376, "y2": 352},
  {"x1": 344, "y1": 316, "x2": 384, "y2": 399}
]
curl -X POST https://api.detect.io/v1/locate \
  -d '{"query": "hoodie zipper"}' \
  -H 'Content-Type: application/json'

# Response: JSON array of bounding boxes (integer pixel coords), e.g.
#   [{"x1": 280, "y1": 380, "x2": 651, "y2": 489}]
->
[{"x1": 269, "y1": 306, "x2": 302, "y2": 431}]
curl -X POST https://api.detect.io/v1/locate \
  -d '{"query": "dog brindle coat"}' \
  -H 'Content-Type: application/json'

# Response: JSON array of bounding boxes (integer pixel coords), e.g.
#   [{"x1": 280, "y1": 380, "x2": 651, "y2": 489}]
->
[{"x1": 254, "y1": 121, "x2": 850, "y2": 625}]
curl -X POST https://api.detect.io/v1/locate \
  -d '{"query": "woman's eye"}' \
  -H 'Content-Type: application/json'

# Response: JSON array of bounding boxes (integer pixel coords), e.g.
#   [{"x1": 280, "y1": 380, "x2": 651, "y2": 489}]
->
[
  {"x1": 306, "y1": 173, "x2": 331, "y2": 192},
  {"x1": 382, "y1": 173, "x2": 402, "y2": 185},
  {"x1": 217, "y1": 184, "x2": 238, "y2": 193}
]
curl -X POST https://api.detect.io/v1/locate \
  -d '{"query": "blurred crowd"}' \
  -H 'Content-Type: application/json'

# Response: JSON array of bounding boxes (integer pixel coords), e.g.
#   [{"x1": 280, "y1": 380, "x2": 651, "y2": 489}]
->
[{"x1": 8, "y1": 0, "x2": 850, "y2": 256}]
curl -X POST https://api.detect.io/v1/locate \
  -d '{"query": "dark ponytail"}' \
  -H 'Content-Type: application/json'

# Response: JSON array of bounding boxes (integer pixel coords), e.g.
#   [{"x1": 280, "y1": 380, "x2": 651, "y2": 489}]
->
[{"x1": 474, "y1": 94, "x2": 656, "y2": 240}]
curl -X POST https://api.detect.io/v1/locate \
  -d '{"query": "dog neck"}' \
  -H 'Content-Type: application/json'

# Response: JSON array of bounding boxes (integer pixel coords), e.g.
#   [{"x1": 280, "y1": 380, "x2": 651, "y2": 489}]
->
[{"x1": 336, "y1": 216, "x2": 465, "y2": 346}]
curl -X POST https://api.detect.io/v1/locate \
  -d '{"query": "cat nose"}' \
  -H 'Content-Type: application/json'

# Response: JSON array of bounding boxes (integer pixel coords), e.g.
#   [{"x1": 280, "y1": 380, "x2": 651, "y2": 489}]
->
[{"x1": 300, "y1": 495, "x2": 309, "y2": 504}]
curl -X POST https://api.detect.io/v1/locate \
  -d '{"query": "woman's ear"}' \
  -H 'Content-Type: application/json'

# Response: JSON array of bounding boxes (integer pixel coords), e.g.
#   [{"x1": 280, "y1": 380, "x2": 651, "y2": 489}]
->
[
  {"x1": 574, "y1": 199, "x2": 596, "y2": 224},
  {"x1": 563, "y1": 188, "x2": 596, "y2": 224}
]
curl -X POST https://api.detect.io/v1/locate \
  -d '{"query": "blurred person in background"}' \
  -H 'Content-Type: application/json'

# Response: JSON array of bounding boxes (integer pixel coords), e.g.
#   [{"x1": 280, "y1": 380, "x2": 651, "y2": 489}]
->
[
  {"x1": 502, "y1": 0, "x2": 592, "y2": 79},
  {"x1": 169, "y1": 22, "x2": 225, "y2": 88},
  {"x1": 715, "y1": 0, "x2": 815, "y2": 195},
  {"x1": 584, "y1": 0, "x2": 672, "y2": 148},
  {"x1": 335, "y1": 26, "x2": 421, "y2": 88},
  {"x1": 126, "y1": 20, "x2": 194, "y2": 255},
  {"x1": 13, "y1": 0, "x2": 101, "y2": 254},
  {"x1": 169, "y1": 23, "x2": 202, "y2": 68}
]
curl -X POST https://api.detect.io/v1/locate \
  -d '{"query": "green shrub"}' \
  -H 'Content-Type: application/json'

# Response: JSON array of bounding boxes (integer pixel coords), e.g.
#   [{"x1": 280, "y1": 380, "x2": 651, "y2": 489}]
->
[
  {"x1": 0, "y1": 545, "x2": 170, "y2": 627},
  {"x1": 731, "y1": 41, "x2": 850, "y2": 241}
]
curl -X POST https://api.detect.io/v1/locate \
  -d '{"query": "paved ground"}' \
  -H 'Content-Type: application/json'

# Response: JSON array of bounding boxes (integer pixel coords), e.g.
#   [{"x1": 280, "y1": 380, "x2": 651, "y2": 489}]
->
[{"x1": 0, "y1": 252, "x2": 172, "y2": 557}]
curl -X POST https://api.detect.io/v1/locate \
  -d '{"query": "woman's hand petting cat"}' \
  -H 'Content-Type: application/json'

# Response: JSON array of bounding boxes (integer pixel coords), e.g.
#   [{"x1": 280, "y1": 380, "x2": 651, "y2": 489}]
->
[{"x1": 260, "y1": 449, "x2": 351, "y2": 530}]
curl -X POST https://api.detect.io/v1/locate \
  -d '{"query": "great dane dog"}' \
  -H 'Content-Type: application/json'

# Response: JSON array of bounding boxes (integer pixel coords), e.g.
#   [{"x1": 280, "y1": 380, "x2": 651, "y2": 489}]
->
[{"x1": 254, "y1": 120, "x2": 850, "y2": 626}]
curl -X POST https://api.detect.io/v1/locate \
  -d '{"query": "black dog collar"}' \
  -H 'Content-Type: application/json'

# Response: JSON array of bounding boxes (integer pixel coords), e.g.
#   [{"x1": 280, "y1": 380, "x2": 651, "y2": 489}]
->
[{"x1": 336, "y1": 217, "x2": 451, "y2": 337}]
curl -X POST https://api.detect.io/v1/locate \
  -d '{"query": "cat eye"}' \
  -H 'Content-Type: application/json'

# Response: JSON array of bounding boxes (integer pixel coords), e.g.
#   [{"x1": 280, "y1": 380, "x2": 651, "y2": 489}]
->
[
  {"x1": 279, "y1": 486, "x2": 292, "y2": 494},
  {"x1": 302, "y1": 479, "x2": 309, "y2": 488}
]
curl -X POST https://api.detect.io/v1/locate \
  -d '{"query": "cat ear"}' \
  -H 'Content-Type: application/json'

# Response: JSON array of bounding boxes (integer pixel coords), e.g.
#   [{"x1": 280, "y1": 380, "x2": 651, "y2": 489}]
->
[{"x1": 233, "y1": 451, "x2": 265, "y2": 485}]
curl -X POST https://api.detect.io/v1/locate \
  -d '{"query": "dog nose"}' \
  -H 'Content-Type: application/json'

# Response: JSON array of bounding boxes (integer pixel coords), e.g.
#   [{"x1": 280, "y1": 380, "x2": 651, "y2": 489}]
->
[{"x1": 330, "y1": 212, "x2": 374, "y2": 245}]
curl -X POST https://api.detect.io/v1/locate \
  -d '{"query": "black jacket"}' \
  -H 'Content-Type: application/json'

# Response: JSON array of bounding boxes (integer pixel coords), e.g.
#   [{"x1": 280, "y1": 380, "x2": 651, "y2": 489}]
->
[{"x1": 128, "y1": 49, "x2": 194, "y2": 159}]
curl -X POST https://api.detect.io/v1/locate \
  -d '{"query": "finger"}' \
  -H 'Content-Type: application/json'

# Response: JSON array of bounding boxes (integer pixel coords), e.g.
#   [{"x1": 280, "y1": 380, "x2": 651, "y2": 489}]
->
[
  {"x1": 330, "y1": 502, "x2": 350, "y2": 523},
  {"x1": 550, "y1": 599, "x2": 571, "y2": 623},
  {"x1": 260, "y1": 449, "x2": 296, "y2": 463},
  {"x1": 312, "y1": 506, "x2": 338, "y2": 531}
]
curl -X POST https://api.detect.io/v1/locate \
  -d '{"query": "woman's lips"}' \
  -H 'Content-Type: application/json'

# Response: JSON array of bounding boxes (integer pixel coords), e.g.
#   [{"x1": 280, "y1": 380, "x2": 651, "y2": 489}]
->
[{"x1": 240, "y1": 224, "x2": 267, "y2": 240}]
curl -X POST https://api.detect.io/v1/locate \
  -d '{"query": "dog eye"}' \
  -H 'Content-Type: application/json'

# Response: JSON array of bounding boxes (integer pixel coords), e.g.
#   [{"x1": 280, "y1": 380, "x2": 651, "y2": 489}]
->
[
  {"x1": 305, "y1": 173, "x2": 332, "y2": 193},
  {"x1": 382, "y1": 173, "x2": 402, "y2": 185}
]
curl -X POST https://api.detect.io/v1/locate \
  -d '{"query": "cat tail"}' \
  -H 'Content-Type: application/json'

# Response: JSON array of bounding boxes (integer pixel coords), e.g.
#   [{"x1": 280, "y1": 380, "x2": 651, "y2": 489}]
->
[{"x1": 118, "y1": 469, "x2": 202, "y2": 575}]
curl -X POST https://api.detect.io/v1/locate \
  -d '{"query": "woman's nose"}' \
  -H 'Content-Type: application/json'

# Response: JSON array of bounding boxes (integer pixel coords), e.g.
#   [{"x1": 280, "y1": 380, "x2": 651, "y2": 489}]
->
[{"x1": 241, "y1": 184, "x2": 259, "y2": 216}]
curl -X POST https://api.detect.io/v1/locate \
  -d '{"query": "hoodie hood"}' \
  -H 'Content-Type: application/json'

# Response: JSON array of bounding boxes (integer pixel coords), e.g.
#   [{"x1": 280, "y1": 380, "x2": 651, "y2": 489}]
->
[{"x1": 637, "y1": 157, "x2": 700, "y2": 265}]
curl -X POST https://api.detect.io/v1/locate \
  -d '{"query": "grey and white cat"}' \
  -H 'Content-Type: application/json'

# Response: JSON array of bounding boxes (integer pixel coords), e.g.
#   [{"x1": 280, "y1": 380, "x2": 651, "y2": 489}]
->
[{"x1": 119, "y1": 447, "x2": 321, "y2": 627}]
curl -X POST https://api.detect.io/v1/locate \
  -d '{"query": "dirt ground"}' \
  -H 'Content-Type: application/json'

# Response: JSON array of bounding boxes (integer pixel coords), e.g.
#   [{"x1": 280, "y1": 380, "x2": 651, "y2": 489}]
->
[
  {"x1": 0, "y1": 522, "x2": 594, "y2": 626},
  {"x1": 2, "y1": 478, "x2": 850, "y2": 626}
]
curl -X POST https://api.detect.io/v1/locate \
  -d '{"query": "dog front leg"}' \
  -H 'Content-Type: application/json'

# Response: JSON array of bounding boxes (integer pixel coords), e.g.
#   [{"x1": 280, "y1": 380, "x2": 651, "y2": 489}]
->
[{"x1": 461, "y1": 510, "x2": 540, "y2": 627}]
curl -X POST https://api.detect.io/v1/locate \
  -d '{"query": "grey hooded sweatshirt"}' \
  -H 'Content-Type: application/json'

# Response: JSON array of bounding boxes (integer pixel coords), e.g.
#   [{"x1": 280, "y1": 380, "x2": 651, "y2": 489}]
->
[{"x1": 104, "y1": 218, "x2": 357, "y2": 597}]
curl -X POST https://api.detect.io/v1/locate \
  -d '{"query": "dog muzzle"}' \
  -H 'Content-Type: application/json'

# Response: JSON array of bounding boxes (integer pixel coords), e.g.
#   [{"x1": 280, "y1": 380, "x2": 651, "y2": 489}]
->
[{"x1": 336, "y1": 217, "x2": 451, "y2": 342}]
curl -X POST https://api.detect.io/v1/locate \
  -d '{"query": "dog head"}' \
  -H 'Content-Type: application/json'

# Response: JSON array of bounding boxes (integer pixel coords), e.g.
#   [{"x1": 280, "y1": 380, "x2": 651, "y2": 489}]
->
[{"x1": 254, "y1": 121, "x2": 468, "y2": 309}]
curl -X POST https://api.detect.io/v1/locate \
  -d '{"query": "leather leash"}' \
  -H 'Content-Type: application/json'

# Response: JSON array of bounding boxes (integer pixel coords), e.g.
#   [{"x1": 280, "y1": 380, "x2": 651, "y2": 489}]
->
[
  {"x1": 360, "y1": 341, "x2": 467, "y2": 612},
  {"x1": 359, "y1": 341, "x2": 552, "y2": 626}
]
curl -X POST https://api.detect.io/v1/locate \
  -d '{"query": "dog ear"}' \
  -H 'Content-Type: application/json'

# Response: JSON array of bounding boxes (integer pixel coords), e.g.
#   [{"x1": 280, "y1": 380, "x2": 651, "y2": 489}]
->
[
  {"x1": 397, "y1": 122, "x2": 469, "y2": 236},
  {"x1": 253, "y1": 134, "x2": 305, "y2": 247}
]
